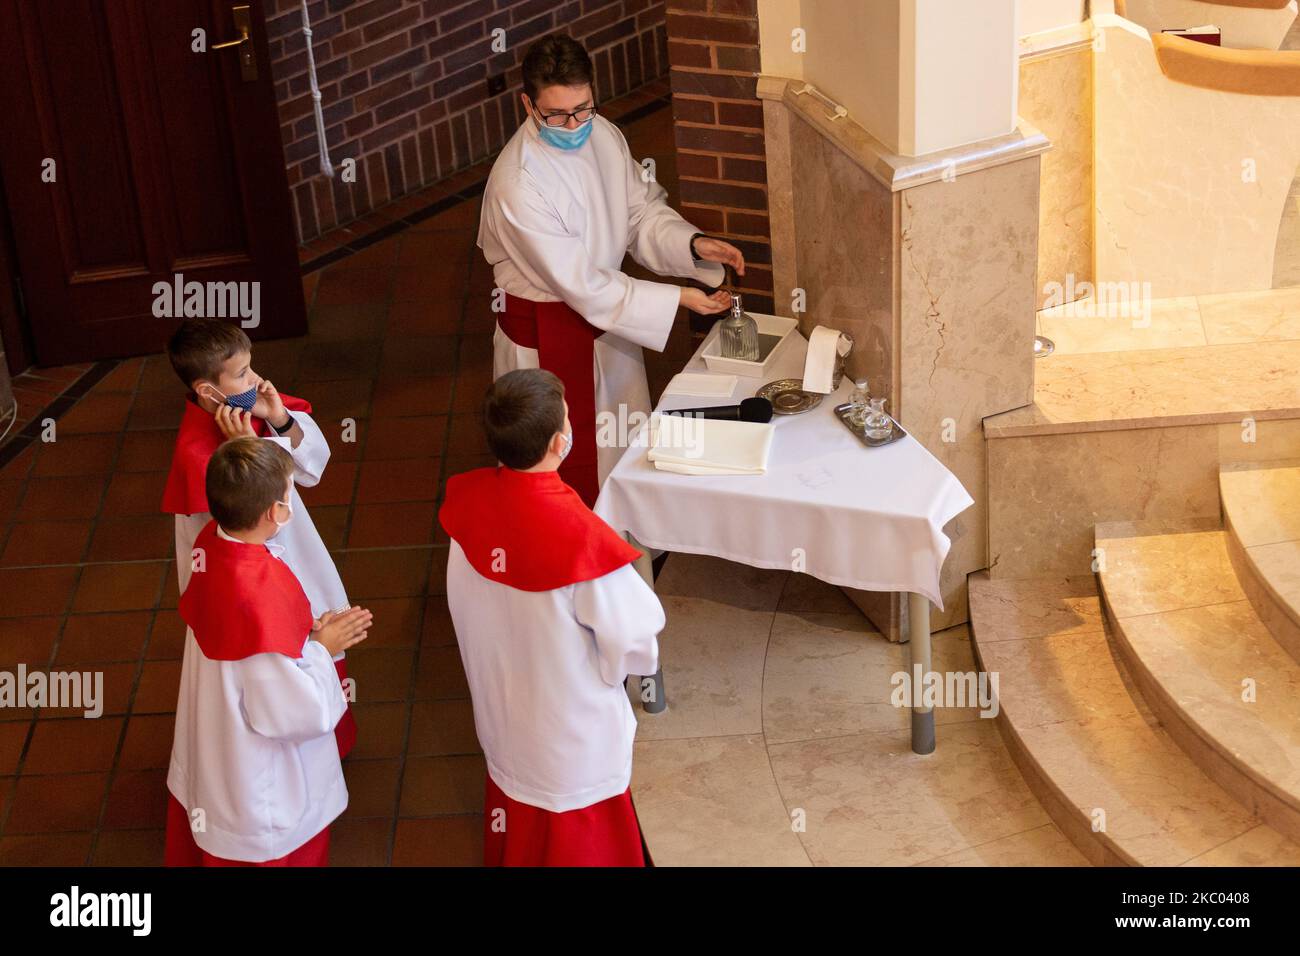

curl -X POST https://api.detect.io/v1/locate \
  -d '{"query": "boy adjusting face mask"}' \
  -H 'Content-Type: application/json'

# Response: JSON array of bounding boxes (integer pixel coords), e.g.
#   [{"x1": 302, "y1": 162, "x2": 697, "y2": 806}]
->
[{"x1": 201, "y1": 382, "x2": 259, "y2": 412}]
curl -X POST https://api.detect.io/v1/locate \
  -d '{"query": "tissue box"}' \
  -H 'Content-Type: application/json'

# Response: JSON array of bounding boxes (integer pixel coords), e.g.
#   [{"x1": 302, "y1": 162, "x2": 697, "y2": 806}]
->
[{"x1": 700, "y1": 313, "x2": 798, "y2": 378}]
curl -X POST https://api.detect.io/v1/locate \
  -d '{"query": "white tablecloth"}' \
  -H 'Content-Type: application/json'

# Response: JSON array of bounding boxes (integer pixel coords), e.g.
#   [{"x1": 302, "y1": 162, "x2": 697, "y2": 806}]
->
[{"x1": 593, "y1": 326, "x2": 974, "y2": 610}]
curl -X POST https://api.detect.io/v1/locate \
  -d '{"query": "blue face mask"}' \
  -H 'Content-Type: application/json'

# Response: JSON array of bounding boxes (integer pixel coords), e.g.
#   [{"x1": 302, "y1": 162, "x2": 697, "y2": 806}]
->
[
  {"x1": 537, "y1": 118, "x2": 593, "y2": 151},
  {"x1": 204, "y1": 383, "x2": 259, "y2": 412}
]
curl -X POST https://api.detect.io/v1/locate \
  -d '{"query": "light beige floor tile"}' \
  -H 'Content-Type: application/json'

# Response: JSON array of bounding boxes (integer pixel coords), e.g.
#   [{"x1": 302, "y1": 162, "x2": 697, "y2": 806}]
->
[
  {"x1": 915, "y1": 823, "x2": 1089, "y2": 867},
  {"x1": 654, "y1": 552, "x2": 788, "y2": 612},
  {"x1": 968, "y1": 574, "x2": 1105, "y2": 642},
  {"x1": 1183, "y1": 824, "x2": 1300, "y2": 866},
  {"x1": 632, "y1": 734, "x2": 811, "y2": 867},
  {"x1": 1199, "y1": 287, "x2": 1300, "y2": 345},
  {"x1": 767, "y1": 721, "x2": 1048, "y2": 866},
  {"x1": 630, "y1": 595, "x2": 773, "y2": 741},
  {"x1": 1039, "y1": 296, "x2": 1205, "y2": 355}
]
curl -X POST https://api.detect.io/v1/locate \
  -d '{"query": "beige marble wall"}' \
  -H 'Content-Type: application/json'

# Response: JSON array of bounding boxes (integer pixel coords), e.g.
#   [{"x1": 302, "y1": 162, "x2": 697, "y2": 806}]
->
[
  {"x1": 1094, "y1": 15, "x2": 1300, "y2": 298},
  {"x1": 899, "y1": 158, "x2": 1041, "y2": 627},
  {"x1": 764, "y1": 76, "x2": 1044, "y2": 633},
  {"x1": 786, "y1": 110, "x2": 899, "y2": 403},
  {"x1": 987, "y1": 413, "x2": 1300, "y2": 579},
  {"x1": 1019, "y1": 45, "x2": 1092, "y2": 309}
]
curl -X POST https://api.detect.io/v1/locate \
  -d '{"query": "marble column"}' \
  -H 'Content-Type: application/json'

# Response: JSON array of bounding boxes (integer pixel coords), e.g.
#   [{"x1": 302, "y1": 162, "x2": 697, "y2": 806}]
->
[{"x1": 759, "y1": 75, "x2": 1048, "y2": 638}]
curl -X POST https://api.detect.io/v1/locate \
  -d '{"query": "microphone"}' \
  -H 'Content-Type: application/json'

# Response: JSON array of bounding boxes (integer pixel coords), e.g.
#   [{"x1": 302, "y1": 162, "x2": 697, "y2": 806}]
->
[{"x1": 662, "y1": 397, "x2": 773, "y2": 424}]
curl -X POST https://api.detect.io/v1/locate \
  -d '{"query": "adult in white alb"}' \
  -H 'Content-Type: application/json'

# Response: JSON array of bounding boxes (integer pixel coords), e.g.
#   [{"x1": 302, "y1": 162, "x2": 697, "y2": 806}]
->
[{"x1": 478, "y1": 33, "x2": 746, "y2": 505}]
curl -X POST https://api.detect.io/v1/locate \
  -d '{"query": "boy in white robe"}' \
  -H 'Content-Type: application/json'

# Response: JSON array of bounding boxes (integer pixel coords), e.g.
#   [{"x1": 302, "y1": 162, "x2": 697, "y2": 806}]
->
[
  {"x1": 440, "y1": 369, "x2": 665, "y2": 866},
  {"x1": 478, "y1": 33, "x2": 747, "y2": 506},
  {"x1": 161, "y1": 318, "x2": 357, "y2": 756},
  {"x1": 164, "y1": 438, "x2": 372, "y2": 866}
]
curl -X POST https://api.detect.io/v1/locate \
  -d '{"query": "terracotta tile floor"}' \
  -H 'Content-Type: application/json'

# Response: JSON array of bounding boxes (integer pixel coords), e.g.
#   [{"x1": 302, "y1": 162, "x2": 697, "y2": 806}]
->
[{"x1": 0, "y1": 93, "x2": 700, "y2": 867}]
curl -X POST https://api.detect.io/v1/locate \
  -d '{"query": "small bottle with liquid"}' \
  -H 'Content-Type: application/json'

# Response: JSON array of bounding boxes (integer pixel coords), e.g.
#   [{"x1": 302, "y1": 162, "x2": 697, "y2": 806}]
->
[{"x1": 719, "y1": 293, "x2": 760, "y2": 362}]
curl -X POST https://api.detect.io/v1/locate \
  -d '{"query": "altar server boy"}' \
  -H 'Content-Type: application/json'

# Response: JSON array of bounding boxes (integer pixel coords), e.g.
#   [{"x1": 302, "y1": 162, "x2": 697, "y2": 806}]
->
[
  {"x1": 440, "y1": 369, "x2": 666, "y2": 866},
  {"x1": 478, "y1": 33, "x2": 747, "y2": 506},
  {"x1": 165, "y1": 438, "x2": 372, "y2": 866},
  {"x1": 161, "y1": 318, "x2": 357, "y2": 757}
]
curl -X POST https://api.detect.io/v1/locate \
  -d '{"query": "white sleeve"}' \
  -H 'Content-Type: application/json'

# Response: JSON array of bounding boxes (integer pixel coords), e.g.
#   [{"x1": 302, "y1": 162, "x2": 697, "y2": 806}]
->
[
  {"x1": 262, "y1": 410, "x2": 330, "y2": 488},
  {"x1": 238, "y1": 640, "x2": 346, "y2": 743},
  {"x1": 486, "y1": 170, "x2": 682, "y2": 353},
  {"x1": 622, "y1": 137, "x2": 727, "y2": 289},
  {"x1": 174, "y1": 512, "x2": 211, "y2": 597},
  {"x1": 573, "y1": 563, "x2": 664, "y2": 686}
]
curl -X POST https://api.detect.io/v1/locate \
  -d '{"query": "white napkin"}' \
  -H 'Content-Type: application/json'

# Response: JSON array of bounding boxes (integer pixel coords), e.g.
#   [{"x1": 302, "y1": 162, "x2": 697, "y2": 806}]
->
[
  {"x1": 662, "y1": 372, "x2": 739, "y2": 398},
  {"x1": 802, "y1": 325, "x2": 850, "y2": 394},
  {"x1": 648, "y1": 414, "x2": 774, "y2": 476}
]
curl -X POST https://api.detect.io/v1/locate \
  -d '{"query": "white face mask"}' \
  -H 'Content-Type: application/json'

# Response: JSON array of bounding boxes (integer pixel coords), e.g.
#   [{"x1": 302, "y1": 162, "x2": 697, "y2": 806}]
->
[
  {"x1": 272, "y1": 496, "x2": 292, "y2": 530},
  {"x1": 557, "y1": 430, "x2": 573, "y2": 462}
]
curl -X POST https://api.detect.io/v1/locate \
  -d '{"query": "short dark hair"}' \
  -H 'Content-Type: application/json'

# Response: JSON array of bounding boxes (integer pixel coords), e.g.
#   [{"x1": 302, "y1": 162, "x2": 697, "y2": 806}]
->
[
  {"x1": 167, "y1": 318, "x2": 251, "y2": 390},
  {"x1": 483, "y1": 369, "x2": 566, "y2": 470},
  {"x1": 521, "y1": 34, "x2": 594, "y2": 103},
  {"x1": 206, "y1": 437, "x2": 293, "y2": 532}
]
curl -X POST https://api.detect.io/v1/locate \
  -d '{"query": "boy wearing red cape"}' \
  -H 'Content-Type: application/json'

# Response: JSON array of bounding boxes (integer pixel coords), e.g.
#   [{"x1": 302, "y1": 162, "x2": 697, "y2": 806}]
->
[
  {"x1": 161, "y1": 318, "x2": 357, "y2": 757},
  {"x1": 439, "y1": 368, "x2": 666, "y2": 866},
  {"x1": 165, "y1": 438, "x2": 372, "y2": 866}
]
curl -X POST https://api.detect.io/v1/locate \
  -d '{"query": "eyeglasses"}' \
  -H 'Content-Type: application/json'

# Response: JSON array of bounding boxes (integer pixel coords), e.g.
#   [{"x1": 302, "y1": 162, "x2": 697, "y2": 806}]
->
[{"x1": 535, "y1": 103, "x2": 597, "y2": 127}]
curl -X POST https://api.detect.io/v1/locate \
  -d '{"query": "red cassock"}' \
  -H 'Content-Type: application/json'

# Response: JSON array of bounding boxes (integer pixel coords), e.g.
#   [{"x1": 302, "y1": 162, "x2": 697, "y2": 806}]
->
[
  {"x1": 165, "y1": 520, "x2": 334, "y2": 867},
  {"x1": 496, "y1": 293, "x2": 604, "y2": 508},
  {"x1": 160, "y1": 393, "x2": 357, "y2": 759},
  {"x1": 441, "y1": 467, "x2": 656, "y2": 867}
]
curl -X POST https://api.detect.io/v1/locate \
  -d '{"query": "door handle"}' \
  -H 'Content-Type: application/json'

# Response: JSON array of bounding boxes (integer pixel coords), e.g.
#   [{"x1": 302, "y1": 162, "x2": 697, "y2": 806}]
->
[{"x1": 212, "y1": 5, "x2": 257, "y2": 81}]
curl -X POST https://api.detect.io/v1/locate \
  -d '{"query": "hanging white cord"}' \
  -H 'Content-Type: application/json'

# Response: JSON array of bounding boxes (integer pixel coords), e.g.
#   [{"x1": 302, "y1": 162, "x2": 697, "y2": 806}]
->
[
  {"x1": 301, "y1": 0, "x2": 334, "y2": 177},
  {"x1": 0, "y1": 398, "x2": 18, "y2": 446}
]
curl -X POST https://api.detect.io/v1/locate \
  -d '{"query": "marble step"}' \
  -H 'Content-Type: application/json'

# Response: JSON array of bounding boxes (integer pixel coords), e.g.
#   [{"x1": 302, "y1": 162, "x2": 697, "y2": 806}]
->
[
  {"x1": 1094, "y1": 526, "x2": 1300, "y2": 844},
  {"x1": 984, "y1": 338, "x2": 1300, "y2": 440},
  {"x1": 967, "y1": 571, "x2": 1300, "y2": 866},
  {"x1": 1220, "y1": 461, "x2": 1300, "y2": 663}
]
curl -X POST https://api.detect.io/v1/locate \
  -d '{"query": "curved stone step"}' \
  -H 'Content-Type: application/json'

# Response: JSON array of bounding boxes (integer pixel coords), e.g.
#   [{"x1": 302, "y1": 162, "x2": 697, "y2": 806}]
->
[
  {"x1": 1094, "y1": 526, "x2": 1300, "y2": 845},
  {"x1": 968, "y1": 570, "x2": 1300, "y2": 866},
  {"x1": 1220, "y1": 461, "x2": 1300, "y2": 663}
]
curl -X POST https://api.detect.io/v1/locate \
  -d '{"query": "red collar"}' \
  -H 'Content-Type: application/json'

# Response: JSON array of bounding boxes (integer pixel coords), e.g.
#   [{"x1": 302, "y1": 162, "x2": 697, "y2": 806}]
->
[
  {"x1": 438, "y1": 467, "x2": 640, "y2": 591},
  {"x1": 161, "y1": 392, "x2": 311, "y2": 516},
  {"x1": 178, "y1": 521, "x2": 313, "y2": 660}
]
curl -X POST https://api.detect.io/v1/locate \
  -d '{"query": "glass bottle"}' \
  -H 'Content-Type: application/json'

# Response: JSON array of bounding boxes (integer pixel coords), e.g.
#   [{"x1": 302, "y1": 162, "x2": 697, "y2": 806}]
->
[
  {"x1": 864, "y1": 397, "x2": 893, "y2": 440},
  {"x1": 719, "y1": 293, "x2": 760, "y2": 362},
  {"x1": 847, "y1": 378, "x2": 870, "y2": 427}
]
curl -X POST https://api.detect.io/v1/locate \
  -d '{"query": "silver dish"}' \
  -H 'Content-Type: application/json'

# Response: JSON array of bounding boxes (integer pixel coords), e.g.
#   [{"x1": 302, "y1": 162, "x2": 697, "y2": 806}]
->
[
  {"x1": 757, "y1": 378, "x2": 823, "y2": 415},
  {"x1": 833, "y1": 403, "x2": 907, "y2": 447}
]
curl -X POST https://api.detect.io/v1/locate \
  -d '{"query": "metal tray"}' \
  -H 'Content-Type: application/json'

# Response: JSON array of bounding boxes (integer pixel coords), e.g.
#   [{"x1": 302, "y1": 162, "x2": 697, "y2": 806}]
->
[
  {"x1": 757, "y1": 378, "x2": 823, "y2": 415},
  {"x1": 833, "y1": 403, "x2": 907, "y2": 447}
]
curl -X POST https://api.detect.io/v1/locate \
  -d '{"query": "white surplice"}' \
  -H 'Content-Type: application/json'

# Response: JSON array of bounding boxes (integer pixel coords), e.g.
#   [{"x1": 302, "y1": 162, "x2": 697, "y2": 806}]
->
[
  {"x1": 167, "y1": 526, "x2": 348, "y2": 862},
  {"x1": 478, "y1": 113, "x2": 726, "y2": 484},
  {"x1": 445, "y1": 539, "x2": 664, "y2": 812}
]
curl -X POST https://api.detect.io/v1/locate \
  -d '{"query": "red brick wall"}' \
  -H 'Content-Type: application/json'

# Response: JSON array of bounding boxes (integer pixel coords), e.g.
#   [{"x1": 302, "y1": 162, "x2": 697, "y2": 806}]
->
[
  {"x1": 664, "y1": 0, "x2": 771, "y2": 313},
  {"x1": 267, "y1": 0, "x2": 671, "y2": 244}
]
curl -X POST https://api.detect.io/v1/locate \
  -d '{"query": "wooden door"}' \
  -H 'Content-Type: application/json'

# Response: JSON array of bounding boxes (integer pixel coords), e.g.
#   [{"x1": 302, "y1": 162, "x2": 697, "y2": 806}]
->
[{"x1": 0, "y1": 0, "x2": 306, "y2": 366}]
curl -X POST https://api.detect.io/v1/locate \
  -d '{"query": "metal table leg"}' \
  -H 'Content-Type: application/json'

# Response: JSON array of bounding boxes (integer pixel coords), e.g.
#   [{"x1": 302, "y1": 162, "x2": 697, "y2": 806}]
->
[
  {"x1": 628, "y1": 533, "x2": 666, "y2": 714},
  {"x1": 908, "y1": 591, "x2": 935, "y2": 754}
]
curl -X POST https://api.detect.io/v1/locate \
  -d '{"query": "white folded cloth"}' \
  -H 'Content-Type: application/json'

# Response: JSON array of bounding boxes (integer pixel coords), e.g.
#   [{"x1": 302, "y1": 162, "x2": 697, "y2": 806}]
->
[
  {"x1": 662, "y1": 372, "x2": 739, "y2": 398},
  {"x1": 648, "y1": 414, "x2": 774, "y2": 476}
]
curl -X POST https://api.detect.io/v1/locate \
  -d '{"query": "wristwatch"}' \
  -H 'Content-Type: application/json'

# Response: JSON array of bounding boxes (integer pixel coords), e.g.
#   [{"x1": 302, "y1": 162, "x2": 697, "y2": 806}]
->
[
  {"x1": 689, "y1": 232, "x2": 705, "y2": 260},
  {"x1": 271, "y1": 413, "x2": 296, "y2": 435}
]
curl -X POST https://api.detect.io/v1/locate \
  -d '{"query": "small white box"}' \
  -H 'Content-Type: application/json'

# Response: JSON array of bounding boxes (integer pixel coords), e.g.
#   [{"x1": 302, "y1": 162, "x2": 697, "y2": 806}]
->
[{"x1": 700, "y1": 312, "x2": 799, "y2": 378}]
